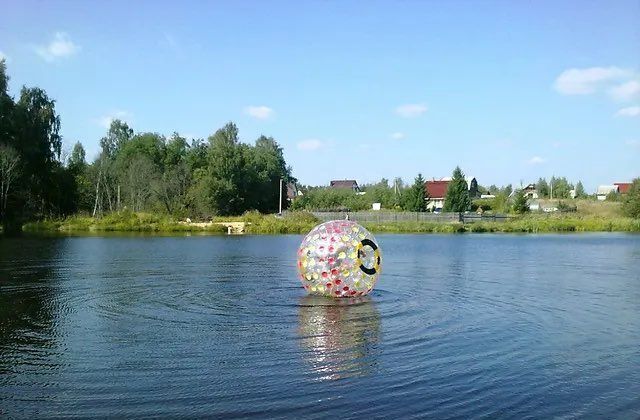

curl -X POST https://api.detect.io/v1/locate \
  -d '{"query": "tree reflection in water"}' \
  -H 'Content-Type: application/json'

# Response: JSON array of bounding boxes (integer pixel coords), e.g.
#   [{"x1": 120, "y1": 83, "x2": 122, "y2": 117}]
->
[{"x1": 297, "y1": 295, "x2": 381, "y2": 381}]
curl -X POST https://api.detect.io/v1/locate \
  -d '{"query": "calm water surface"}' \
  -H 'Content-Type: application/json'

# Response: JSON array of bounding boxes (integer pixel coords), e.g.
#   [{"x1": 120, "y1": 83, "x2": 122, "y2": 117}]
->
[{"x1": 1, "y1": 234, "x2": 639, "y2": 418}]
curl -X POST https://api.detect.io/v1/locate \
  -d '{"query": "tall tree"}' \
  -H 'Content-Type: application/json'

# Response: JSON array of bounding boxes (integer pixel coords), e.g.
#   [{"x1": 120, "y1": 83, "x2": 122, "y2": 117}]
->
[
  {"x1": 443, "y1": 166, "x2": 471, "y2": 212},
  {"x1": 207, "y1": 122, "x2": 245, "y2": 215},
  {"x1": 621, "y1": 178, "x2": 640, "y2": 218},
  {"x1": 536, "y1": 177, "x2": 549, "y2": 198},
  {"x1": 0, "y1": 144, "x2": 20, "y2": 226},
  {"x1": 512, "y1": 189, "x2": 529, "y2": 214},
  {"x1": 574, "y1": 180, "x2": 586, "y2": 198},
  {"x1": 99, "y1": 119, "x2": 133, "y2": 159},
  {"x1": 404, "y1": 173, "x2": 428, "y2": 212}
]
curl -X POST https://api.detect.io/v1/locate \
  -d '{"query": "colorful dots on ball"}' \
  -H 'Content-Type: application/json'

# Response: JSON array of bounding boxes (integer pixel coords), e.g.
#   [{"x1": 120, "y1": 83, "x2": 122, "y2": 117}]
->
[{"x1": 297, "y1": 220, "x2": 381, "y2": 298}]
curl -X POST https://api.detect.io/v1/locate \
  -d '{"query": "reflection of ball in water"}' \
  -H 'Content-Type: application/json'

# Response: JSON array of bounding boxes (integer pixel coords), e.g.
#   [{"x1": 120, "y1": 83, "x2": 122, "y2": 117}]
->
[{"x1": 297, "y1": 220, "x2": 381, "y2": 298}]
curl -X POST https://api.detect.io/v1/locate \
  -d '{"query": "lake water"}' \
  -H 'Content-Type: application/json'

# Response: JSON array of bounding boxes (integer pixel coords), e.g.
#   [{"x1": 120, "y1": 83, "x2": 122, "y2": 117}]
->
[{"x1": 1, "y1": 233, "x2": 639, "y2": 418}]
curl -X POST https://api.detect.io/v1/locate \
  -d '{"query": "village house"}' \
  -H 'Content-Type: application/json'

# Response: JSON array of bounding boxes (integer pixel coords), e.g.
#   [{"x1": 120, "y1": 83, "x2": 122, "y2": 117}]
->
[
  {"x1": 521, "y1": 183, "x2": 539, "y2": 199},
  {"x1": 596, "y1": 185, "x2": 619, "y2": 201},
  {"x1": 424, "y1": 180, "x2": 450, "y2": 211},
  {"x1": 614, "y1": 182, "x2": 632, "y2": 194},
  {"x1": 329, "y1": 179, "x2": 361, "y2": 193},
  {"x1": 423, "y1": 176, "x2": 480, "y2": 211}
]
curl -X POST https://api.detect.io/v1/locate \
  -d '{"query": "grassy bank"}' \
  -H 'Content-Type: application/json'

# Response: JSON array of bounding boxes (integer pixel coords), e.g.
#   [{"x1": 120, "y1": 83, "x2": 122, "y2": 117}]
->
[
  {"x1": 23, "y1": 211, "x2": 228, "y2": 234},
  {"x1": 19, "y1": 211, "x2": 640, "y2": 235}
]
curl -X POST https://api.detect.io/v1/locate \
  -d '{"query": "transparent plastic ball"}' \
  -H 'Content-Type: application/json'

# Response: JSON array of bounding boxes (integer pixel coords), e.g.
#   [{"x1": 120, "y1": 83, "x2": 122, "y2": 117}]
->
[{"x1": 297, "y1": 220, "x2": 381, "y2": 298}]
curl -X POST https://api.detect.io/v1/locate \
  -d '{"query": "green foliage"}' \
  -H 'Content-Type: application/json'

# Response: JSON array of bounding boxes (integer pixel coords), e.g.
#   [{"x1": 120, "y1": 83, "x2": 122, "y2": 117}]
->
[
  {"x1": 550, "y1": 176, "x2": 573, "y2": 199},
  {"x1": 536, "y1": 178, "x2": 549, "y2": 198},
  {"x1": 512, "y1": 189, "x2": 529, "y2": 214},
  {"x1": 290, "y1": 187, "x2": 370, "y2": 211},
  {"x1": 443, "y1": 166, "x2": 470, "y2": 212},
  {"x1": 557, "y1": 201, "x2": 577, "y2": 212},
  {"x1": 622, "y1": 178, "x2": 640, "y2": 218},
  {"x1": 404, "y1": 173, "x2": 428, "y2": 212},
  {"x1": 606, "y1": 190, "x2": 620, "y2": 202},
  {"x1": 574, "y1": 180, "x2": 586, "y2": 198}
]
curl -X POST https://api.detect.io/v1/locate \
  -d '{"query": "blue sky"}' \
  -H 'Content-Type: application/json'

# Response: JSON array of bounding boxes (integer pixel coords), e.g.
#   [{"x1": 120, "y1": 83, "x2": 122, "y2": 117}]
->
[{"x1": 1, "y1": 0, "x2": 639, "y2": 191}]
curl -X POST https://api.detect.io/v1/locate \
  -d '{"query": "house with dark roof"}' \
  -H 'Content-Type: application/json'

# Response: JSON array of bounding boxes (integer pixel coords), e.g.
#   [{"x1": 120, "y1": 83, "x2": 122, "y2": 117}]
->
[{"x1": 330, "y1": 179, "x2": 361, "y2": 192}]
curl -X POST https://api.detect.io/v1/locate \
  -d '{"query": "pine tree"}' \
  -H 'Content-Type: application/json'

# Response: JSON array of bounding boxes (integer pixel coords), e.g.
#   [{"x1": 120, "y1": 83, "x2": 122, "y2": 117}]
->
[
  {"x1": 512, "y1": 189, "x2": 529, "y2": 214},
  {"x1": 405, "y1": 173, "x2": 428, "y2": 212},
  {"x1": 443, "y1": 166, "x2": 470, "y2": 212},
  {"x1": 575, "y1": 181, "x2": 586, "y2": 198}
]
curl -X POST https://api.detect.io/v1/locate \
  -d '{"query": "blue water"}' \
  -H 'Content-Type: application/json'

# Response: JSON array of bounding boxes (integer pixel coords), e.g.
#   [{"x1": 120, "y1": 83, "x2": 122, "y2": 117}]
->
[{"x1": 1, "y1": 234, "x2": 639, "y2": 418}]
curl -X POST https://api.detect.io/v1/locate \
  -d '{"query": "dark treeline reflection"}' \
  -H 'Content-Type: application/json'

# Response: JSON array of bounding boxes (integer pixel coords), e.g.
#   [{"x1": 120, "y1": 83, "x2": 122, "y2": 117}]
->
[
  {"x1": 0, "y1": 239, "x2": 61, "y2": 374},
  {"x1": 297, "y1": 295, "x2": 381, "y2": 381}
]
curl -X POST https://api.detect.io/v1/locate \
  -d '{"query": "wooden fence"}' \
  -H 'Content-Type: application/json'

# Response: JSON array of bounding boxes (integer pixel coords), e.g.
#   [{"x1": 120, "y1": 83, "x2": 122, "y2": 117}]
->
[{"x1": 307, "y1": 211, "x2": 510, "y2": 224}]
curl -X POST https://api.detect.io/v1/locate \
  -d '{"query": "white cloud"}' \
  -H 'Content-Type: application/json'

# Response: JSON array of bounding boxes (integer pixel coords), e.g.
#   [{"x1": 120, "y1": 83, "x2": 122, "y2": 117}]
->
[
  {"x1": 35, "y1": 32, "x2": 80, "y2": 62},
  {"x1": 391, "y1": 132, "x2": 405, "y2": 140},
  {"x1": 96, "y1": 110, "x2": 132, "y2": 128},
  {"x1": 615, "y1": 106, "x2": 640, "y2": 117},
  {"x1": 554, "y1": 67, "x2": 630, "y2": 95},
  {"x1": 297, "y1": 139, "x2": 324, "y2": 151},
  {"x1": 625, "y1": 139, "x2": 640, "y2": 148},
  {"x1": 527, "y1": 156, "x2": 546, "y2": 165},
  {"x1": 244, "y1": 105, "x2": 274, "y2": 120},
  {"x1": 395, "y1": 103, "x2": 428, "y2": 118},
  {"x1": 609, "y1": 80, "x2": 640, "y2": 101}
]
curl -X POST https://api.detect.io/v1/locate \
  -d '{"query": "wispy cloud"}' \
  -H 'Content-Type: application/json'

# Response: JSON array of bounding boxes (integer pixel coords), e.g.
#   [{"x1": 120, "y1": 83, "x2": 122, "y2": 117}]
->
[
  {"x1": 95, "y1": 110, "x2": 132, "y2": 129},
  {"x1": 527, "y1": 156, "x2": 546, "y2": 165},
  {"x1": 615, "y1": 106, "x2": 640, "y2": 117},
  {"x1": 297, "y1": 139, "x2": 324, "y2": 151},
  {"x1": 395, "y1": 103, "x2": 428, "y2": 118},
  {"x1": 625, "y1": 139, "x2": 640, "y2": 148},
  {"x1": 554, "y1": 67, "x2": 630, "y2": 95},
  {"x1": 244, "y1": 105, "x2": 274, "y2": 120},
  {"x1": 391, "y1": 132, "x2": 405, "y2": 140},
  {"x1": 609, "y1": 80, "x2": 640, "y2": 102},
  {"x1": 35, "y1": 32, "x2": 80, "y2": 62}
]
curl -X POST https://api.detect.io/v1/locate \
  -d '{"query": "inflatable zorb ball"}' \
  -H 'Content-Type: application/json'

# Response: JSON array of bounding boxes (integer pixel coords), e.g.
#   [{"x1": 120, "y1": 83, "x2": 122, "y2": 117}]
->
[{"x1": 297, "y1": 220, "x2": 381, "y2": 298}]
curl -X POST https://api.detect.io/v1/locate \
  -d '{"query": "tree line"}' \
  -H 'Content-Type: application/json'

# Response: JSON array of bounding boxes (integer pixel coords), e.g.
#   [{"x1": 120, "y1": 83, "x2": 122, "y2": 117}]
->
[{"x1": 0, "y1": 60, "x2": 293, "y2": 231}]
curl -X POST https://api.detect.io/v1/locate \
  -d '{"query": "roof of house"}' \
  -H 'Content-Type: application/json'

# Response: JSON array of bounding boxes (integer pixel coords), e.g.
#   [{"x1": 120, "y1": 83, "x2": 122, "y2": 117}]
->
[
  {"x1": 286, "y1": 183, "x2": 297, "y2": 199},
  {"x1": 425, "y1": 180, "x2": 450, "y2": 199},
  {"x1": 597, "y1": 185, "x2": 618, "y2": 195},
  {"x1": 330, "y1": 179, "x2": 359, "y2": 189},
  {"x1": 523, "y1": 183, "x2": 536, "y2": 191},
  {"x1": 614, "y1": 182, "x2": 632, "y2": 194}
]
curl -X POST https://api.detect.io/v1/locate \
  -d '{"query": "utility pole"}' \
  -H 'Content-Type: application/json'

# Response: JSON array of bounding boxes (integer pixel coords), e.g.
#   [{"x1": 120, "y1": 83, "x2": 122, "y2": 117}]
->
[{"x1": 278, "y1": 178, "x2": 283, "y2": 215}]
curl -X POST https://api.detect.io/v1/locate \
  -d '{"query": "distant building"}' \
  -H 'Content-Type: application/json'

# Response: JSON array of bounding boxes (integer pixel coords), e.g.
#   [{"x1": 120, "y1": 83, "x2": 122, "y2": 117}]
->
[
  {"x1": 596, "y1": 185, "x2": 618, "y2": 201},
  {"x1": 424, "y1": 176, "x2": 480, "y2": 210},
  {"x1": 529, "y1": 200, "x2": 541, "y2": 211},
  {"x1": 425, "y1": 180, "x2": 450, "y2": 211},
  {"x1": 330, "y1": 179, "x2": 361, "y2": 192},
  {"x1": 614, "y1": 182, "x2": 632, "y2": 194},
  {"x1": 521, "y1": 183, "x2": 539, "y2": 199},
  {"x1": 286, "y1": 183, "x2": 302, "y2": 201}
]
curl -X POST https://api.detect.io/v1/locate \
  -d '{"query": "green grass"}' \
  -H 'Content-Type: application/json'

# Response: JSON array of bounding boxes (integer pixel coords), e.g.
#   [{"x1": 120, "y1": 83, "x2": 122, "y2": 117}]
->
[
  {"x1": 20, "y1": 211, "x2": 640, "y2": 235},
  {"x1": 22, "y1": 211, "x2": 227, "y2": 234}
]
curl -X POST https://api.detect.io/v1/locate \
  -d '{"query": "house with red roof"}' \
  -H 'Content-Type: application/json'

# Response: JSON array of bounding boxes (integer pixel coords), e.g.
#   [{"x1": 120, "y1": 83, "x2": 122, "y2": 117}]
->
[
  {"x1": 614, "y1": 182, "x2": 632, "y2": 194},
  {"x1": 424, "y1": 180, "x2": 450, "y2": 211}
]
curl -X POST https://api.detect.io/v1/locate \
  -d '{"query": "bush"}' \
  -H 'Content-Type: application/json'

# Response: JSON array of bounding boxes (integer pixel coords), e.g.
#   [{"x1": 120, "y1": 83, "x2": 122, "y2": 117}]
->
[{"x1": 622, "y1": 178, "x2": 640, "y2": 218}]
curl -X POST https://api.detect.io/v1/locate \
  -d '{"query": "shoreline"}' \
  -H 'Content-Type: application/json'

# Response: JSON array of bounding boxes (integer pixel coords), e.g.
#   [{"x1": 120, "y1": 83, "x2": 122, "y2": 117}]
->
[{"x1": 15, "y1": 211, "x2": 640, "y2": 235}]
